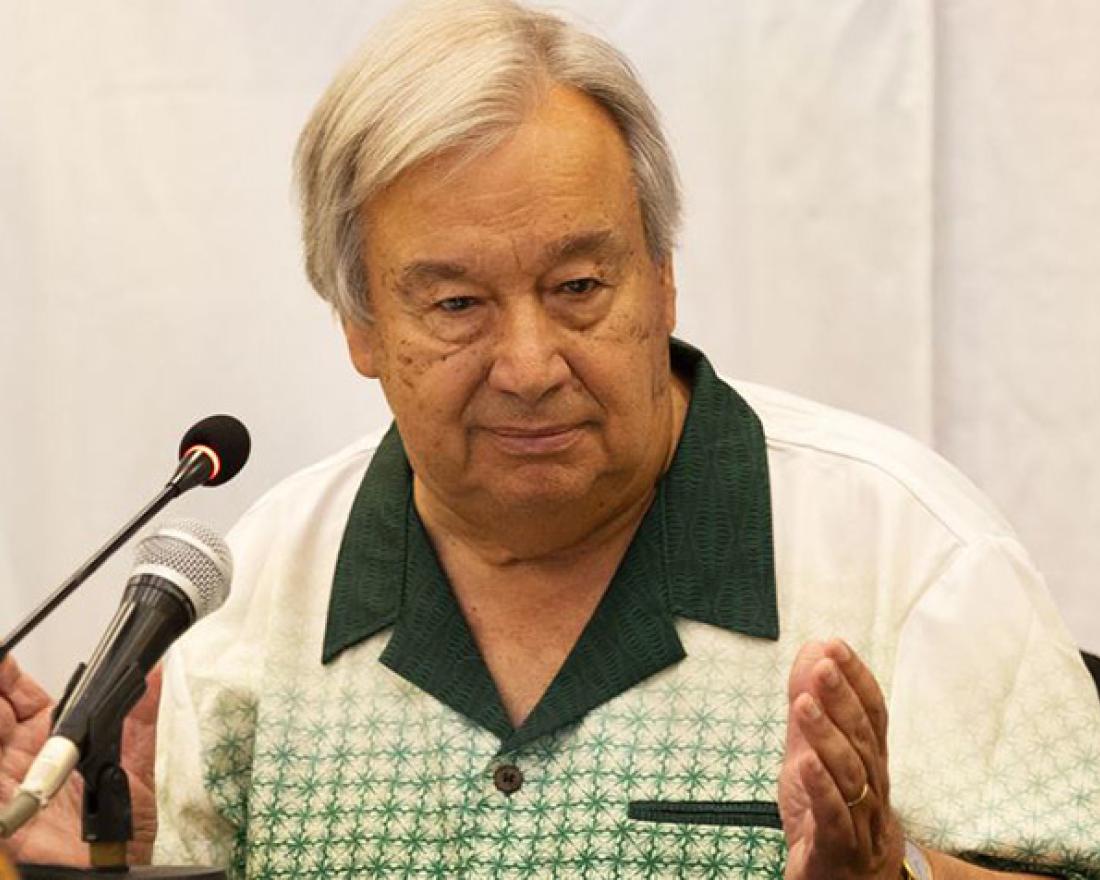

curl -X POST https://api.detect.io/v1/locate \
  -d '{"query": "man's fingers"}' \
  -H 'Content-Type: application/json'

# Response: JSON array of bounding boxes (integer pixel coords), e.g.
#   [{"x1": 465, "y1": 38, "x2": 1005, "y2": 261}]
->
[
  {"x1": 0, "y1": 699, "x2": 15, "y2": 743},
  {"x1": 799, "y1": 737, "x2": 887, "y2": 868},
  {"x1": 794, "y1": 691, "x2": 868, "y2": 805},
  {"x1": 0, "y1": 657, "x2": 53, "y2": 723},
  {"x1": 1, "y1": 656, "x2": 57, "y2": 788},
  {"x1": 0, "y1": 658, "x2": 16, "y2": 692},
  {"x1": 824, "y1": 640, "x2": 888, "y2": 750},
  {"x1": 809, "y1": 656, "x2": 886, "y2": 800},
  {"x1": 794, "y1": 687, "x2": 881, "y2": 858},
  {"x1": 798, "y1": 750, "x2": 858, "y2": 855},
  {"x1": 127, "y1": 665, "x2": 163, "y2": 729},
  {"x1": 787, "y1": 641, "x2": 829, "y2": 700}
]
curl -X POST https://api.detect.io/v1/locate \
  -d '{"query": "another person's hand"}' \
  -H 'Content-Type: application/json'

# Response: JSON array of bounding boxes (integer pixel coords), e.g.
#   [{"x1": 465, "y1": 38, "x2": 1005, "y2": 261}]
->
[
  {"x1": 779, "y1": 639, "x2": 904, "y2": 880},
  {"x1": 0, "y1": 655, "x2": 160, "y2": 867}
]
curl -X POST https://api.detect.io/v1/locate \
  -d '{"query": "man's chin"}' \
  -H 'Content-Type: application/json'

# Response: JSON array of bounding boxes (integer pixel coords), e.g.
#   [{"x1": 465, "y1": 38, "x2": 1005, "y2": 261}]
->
[{"x1": 482, "y1": 466, "x2": 600, "y2": 515}]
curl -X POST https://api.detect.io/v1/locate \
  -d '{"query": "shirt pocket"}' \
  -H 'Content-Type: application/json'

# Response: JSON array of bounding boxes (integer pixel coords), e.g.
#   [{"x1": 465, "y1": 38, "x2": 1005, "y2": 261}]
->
[
  {"x1": 622, "y1": 800, "x2": 787, "y2": 877},
  {"x1": 628, "y1": 799, "x2": 782, "y2": 829}
]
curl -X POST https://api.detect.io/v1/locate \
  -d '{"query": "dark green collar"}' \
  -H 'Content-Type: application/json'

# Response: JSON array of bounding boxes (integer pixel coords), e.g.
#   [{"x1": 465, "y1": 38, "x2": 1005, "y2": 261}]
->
[{"x1": 322, "y1": 339, "x2": 778, "y2": 751}]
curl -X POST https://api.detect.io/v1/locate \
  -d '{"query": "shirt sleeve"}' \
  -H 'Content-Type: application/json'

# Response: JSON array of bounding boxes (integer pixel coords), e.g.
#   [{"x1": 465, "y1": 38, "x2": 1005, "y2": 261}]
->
[
  {"x1": 887, "y1": 535, "x2": 1100, "y2": 878},
  {"x1": 153, "y1": 645, "x2": 255, "y2": 878},
  {"x1": 152, "y1": 510, "x2": 272, "y2": 879}
]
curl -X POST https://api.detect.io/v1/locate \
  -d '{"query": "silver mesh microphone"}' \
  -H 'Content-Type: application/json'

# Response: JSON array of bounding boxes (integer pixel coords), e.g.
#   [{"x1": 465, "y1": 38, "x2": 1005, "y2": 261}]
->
[
  {"x1": 0, "y1": 519, "x2": 233, "y2": 840},
  {"x1": 130, "y1": 518, "x2": 232, "y2": 620}
]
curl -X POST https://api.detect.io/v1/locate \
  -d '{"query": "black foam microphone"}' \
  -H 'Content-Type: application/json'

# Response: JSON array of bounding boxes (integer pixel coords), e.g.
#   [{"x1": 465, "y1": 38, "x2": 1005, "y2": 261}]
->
[
  {"x1": 169, "y1": 414, "x2": 251, "y2": 494},
  {"x1": 0, "y1": 520, "x2": 232, "y2": 839}
]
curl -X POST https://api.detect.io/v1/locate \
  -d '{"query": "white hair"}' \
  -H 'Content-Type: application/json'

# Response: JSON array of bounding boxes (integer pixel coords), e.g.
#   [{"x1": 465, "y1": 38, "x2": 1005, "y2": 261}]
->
[{"x1": 295, "y1": 0, "x2": 682, "y2": 324}]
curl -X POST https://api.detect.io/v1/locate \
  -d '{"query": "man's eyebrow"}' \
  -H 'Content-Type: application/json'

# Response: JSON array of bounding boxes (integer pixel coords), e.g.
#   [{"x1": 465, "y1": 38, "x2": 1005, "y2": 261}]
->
[
  {"x1": 396, "y1": 260, "x2": 468, "y2": 288},
  {"x1": 395, "y1": 229, "x2": 625, "y2": 288},
  {"x1": 542, "y1": 229, "x2": 625, "y2": 263}
]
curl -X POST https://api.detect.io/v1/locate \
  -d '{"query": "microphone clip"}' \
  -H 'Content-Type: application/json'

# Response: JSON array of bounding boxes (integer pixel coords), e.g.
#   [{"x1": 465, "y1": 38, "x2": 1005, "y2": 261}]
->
[{"x1": 75, "y1": 662, "x2": 147, "y2": 867}]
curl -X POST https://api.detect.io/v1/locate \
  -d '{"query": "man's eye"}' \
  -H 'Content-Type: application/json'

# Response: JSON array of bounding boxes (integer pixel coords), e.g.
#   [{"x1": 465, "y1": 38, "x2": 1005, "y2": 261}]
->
[
  {"x1": 436, "y1": 296, "x2": 478, "y2": 313},
  {"x1": 559, "y1": 278, "x2": 602, "y2": 295}
]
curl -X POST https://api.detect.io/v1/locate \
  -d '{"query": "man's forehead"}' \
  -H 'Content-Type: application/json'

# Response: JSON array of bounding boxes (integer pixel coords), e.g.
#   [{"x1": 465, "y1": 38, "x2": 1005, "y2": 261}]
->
[
  {"x1": 366, "y1": 88, "x2": 634, "y2": 214},
  {"x1": 362, "y1": 85, "x2": 644, "y2": 285}
]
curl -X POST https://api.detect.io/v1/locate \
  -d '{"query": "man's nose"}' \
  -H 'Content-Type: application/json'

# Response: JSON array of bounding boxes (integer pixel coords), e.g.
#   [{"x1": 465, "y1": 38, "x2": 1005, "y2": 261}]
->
[{"x1": 486, "y1": 299, "x2": 571, "y2": 403}]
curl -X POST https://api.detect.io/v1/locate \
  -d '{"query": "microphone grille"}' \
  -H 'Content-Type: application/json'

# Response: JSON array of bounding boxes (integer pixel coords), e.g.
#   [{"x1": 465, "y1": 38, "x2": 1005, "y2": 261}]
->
[{"x1": 133, "y1": 518, "x2": 233, "y2": 620}]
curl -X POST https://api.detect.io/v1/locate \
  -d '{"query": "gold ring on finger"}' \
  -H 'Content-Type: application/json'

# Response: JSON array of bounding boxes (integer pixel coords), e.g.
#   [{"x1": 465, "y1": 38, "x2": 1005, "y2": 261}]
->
[{"x1": 845, "y1": 782, "x2": 870, "y2": 809}]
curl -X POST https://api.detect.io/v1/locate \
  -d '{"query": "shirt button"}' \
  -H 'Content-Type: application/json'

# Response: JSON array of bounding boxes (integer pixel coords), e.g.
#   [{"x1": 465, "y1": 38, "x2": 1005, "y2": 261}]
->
[{"x1": 493, "y1": 763, "x2": 524, "y2": 796}]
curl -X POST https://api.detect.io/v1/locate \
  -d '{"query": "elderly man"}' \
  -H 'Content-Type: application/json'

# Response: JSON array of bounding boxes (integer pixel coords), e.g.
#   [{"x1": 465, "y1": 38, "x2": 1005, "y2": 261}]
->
[{"x1": 2, "y1": 0, "x2": 1098, "y2": 878}]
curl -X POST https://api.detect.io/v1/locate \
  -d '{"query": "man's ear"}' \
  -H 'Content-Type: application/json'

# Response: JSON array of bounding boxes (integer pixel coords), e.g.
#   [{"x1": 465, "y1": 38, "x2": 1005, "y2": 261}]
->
[
  {"x1": 658, "y1": 257, "x2": 677, "y2": 333},
  {"x1": 343, "y1": 318, "x2": 381, "y2": 378}
]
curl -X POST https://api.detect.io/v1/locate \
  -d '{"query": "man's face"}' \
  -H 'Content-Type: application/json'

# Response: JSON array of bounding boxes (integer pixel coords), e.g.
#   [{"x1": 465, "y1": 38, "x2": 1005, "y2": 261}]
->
[{"x1": 345, "y1": 86, "x2": 679, "y2": 526}]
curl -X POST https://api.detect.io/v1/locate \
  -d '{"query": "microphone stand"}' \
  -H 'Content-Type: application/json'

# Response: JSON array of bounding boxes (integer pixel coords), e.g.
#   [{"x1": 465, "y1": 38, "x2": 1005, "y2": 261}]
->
[
  {"x1": 17, "y1": 664, "x2": 225, "y2": 878},
  {"x1": 0, "y1": 449, "x2": 213, "y2": 665},
  {"x1": 0, "y1": 489, "x2": 178, "y2": 666}
]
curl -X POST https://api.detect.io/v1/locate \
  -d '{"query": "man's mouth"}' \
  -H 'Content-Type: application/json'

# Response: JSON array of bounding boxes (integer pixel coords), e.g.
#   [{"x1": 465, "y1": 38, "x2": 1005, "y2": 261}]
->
[{"x1": 482, "y1": 424, "x2": 585, "y2": 455}]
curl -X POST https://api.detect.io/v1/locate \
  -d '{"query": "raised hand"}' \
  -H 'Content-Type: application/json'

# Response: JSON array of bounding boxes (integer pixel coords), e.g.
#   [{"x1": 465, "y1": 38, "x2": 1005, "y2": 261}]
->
[
  {"x1": 0, "y1": 655, "x2": 161, "y2": 867},
  {"x1": 779, "y1": 640, "x2": 904, "y2": 880}
]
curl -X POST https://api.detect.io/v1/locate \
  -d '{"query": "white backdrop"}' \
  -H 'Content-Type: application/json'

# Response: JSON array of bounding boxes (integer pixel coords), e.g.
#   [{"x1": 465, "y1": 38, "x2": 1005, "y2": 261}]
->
[{"x1": 1, "y1": 1, "x2": 1097, "y2": 694}]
